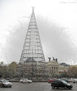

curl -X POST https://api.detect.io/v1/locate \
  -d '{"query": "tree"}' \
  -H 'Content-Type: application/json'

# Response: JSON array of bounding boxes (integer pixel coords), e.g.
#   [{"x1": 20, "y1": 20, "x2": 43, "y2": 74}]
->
[
  {"x1": 67, "y1": 66, "x2": 77, "y2": 78},
  {"x1": 8, "y1": 62, "x2": 18, "y2": 78}
]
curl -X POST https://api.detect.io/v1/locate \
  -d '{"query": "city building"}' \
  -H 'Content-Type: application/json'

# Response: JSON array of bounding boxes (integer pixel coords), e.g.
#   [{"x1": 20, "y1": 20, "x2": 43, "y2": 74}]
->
[
  {"x1": 58, "y1": 63, "x2": 70, "y2": 74},
  {"x1": 46, "y1": 57, "x2": 59, "y2": 78}
]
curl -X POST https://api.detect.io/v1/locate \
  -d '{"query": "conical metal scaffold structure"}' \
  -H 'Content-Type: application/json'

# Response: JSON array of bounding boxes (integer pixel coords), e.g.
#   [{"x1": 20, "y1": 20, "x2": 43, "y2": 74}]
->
[{"x1": 20, "y1": 8, "x2": 45, "y2": 64}]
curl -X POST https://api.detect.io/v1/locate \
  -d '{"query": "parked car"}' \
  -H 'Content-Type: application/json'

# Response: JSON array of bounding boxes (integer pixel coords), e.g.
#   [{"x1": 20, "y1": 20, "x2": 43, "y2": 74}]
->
[
  {"x1": 48, "y1": 78, "x2": 56, "y2": 83},
  {"x1": 0, "y1": 79, "x2": 12, "y2": 88},
  {"x1": 51, "y1": 79, "x2": 73, "y2": 89},
  {"x1": 69, "y1": 78, "x2": 77, "y2": 83},
  {"x1": 9, "y1": 78, "x2": 20, "y2": 82},
  {"x1": 20, "y1": 78, "x2": 32, "y2": 83}
]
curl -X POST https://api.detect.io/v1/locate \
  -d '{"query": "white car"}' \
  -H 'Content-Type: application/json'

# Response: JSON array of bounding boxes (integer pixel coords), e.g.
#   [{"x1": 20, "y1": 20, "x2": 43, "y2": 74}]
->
[
  {"x1": 0, "y1": 79, "x2": 12, "y2": 88},
  {"x1": 70, "y1": 78, "x2": 77, "y2": 83},
  {"x1": 20, "y1": 78, "x2": 32, "y2": 83}
]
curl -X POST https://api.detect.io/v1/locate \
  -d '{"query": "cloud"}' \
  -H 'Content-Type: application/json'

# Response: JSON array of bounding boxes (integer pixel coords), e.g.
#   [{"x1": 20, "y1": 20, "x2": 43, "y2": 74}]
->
[
  {"x1": 1, "y1": 16, "x2": 77, "y2": 64},
  {"x1": 1, "y1": 20, "x2": 27, "y2": 63},
  {"x1": 0, "y1": 0, "x2": 77, "y2": 64},
  {"x1": 37, "y1": 16, "x2": 77, "y2": 64}
]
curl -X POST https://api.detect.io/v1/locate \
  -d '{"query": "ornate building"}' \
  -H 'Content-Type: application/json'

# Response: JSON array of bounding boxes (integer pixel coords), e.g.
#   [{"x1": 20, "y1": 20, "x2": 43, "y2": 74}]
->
[{"x1": 46, "y1": 58, "x2": 59, "y2": 78}]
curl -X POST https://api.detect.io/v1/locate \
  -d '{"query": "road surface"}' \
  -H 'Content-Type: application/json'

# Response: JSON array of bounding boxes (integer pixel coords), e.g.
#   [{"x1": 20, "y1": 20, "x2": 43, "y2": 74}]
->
[{"x1": 0, "y1": 82, "x2": 77, "y2": 91}]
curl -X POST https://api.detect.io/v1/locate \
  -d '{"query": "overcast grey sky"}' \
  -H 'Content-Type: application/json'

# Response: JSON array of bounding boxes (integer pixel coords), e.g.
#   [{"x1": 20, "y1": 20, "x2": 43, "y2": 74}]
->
[{"x1": 0, "y1": 0, "x2": 77, "y2": 64}]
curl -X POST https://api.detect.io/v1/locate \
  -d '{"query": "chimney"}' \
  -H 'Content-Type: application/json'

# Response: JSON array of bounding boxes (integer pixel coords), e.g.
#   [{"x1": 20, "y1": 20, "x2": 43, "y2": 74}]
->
[
  {"x1": 52, "y1": 57, "x2": 55, "y2": 60},
  {"x1": 48, "y1": 57, "x2": 51, "y2": 62},
  {"x1": 55, "y1": 58, "x2": 58, "y2": 62}
]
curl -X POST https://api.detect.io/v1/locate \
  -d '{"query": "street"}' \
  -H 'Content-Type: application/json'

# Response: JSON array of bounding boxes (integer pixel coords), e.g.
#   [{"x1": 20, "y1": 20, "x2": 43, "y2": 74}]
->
[{"x1": 0, "y1": 82, "x2": 77, "y2": 91}]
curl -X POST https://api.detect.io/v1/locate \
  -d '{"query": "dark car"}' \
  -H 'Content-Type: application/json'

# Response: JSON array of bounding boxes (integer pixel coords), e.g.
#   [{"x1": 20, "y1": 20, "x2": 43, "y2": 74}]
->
[
  {"x1": 0, "y1": 79, "x2": 12, "y2": 88},
  {"x1": 51, "y1": 79, "x2": 73, "y2": 89},
  {"x1": 61, "y1": 78, "x2": 70, "y2": 83}
]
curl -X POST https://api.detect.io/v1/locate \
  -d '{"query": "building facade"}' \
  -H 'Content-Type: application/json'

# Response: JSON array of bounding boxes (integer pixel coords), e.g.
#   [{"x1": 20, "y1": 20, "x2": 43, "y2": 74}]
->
[{"x1": 46, "y1": 58, "x2": 59, "y2": 78}]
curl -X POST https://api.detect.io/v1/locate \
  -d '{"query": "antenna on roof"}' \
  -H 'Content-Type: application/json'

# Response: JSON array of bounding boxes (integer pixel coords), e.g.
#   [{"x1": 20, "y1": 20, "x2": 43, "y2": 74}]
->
[{"x1": 32, "y1": 7, "x2": 35, "y2": 12}]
